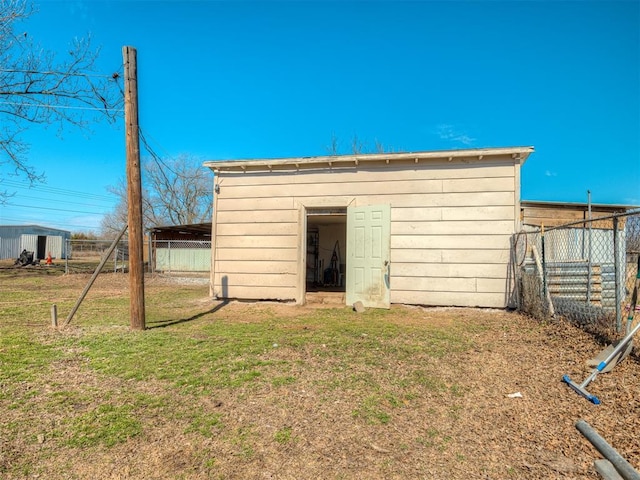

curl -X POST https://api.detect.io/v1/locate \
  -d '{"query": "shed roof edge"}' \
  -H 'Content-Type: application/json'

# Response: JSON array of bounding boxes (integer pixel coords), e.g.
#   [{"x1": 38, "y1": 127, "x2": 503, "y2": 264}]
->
[{"x1": 203, "y1": 146, "x2": 534, "y2": 172}]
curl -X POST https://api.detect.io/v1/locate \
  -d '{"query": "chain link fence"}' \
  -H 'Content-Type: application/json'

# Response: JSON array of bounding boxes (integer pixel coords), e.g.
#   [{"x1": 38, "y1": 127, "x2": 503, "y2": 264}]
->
[
  {"x1": 62, "y1": 238, "x2": 212, "y2": 276},
  {"x1": 513, "y1": 210, "x2": 640, "y2": 336},
  {"x1": 150, "y1": 239, "x2": 211, "y2": 274},
  {"x1": 64, "y1": 239, "x2": 130, "y2": 274}
]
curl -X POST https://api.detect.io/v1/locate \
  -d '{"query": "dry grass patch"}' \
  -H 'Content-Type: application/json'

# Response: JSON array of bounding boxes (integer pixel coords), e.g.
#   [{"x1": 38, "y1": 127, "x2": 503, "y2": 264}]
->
[{"x1": 1, "y1": 269, "x2": 639, "y2": 479}]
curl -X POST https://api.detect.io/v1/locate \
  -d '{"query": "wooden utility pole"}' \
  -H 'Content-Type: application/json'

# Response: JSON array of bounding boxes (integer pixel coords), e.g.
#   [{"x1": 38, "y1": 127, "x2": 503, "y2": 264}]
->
[{"x1": 123, "y1": 46, "x2": 145, "y2": 330}]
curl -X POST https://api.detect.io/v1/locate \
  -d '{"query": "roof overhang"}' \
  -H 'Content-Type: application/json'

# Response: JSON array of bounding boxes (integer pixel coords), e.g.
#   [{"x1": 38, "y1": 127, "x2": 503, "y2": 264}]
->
[
  {"x1": 203, "y1": 146, "x2": 534, "y2": 174},
  {"x1": 521, "y1": 200, "x2": 640, "y2": 213},
  {"x1": 148, "y1": 223, "x2": 212, "y2": 236}
]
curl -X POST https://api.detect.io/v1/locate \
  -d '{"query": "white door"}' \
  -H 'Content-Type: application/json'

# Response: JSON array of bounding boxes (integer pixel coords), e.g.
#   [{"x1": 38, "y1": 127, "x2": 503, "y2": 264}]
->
[
  {"x1": 346, "y1": 204, "x2": 391, "y2": 309},
  {"x1": 46, "y1": 236, "x2": 63, "y2": 259}
]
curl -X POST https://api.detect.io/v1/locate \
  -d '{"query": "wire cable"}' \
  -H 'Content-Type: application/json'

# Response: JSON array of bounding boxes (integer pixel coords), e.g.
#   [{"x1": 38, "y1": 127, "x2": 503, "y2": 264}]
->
[
  {"x1": 5, "y1": 202, "x2": 107, "y2": 215},
  {"x1": 139, "y1": 127, "x2": 180, "y2": 178},
  {"x1": 0, "y1": 179, "x2": 115, "y2": 202},
  {"x1": 4, "y1": 194, "x2": 113, "y2": 209}
]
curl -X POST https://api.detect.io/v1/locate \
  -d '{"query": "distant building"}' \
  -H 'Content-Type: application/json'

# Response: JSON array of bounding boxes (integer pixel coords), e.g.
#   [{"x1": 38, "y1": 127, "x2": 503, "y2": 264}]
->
[
  {"x1": 520, "y1": 200, "x2": 638, "y2": 228},
  {"x1": 0, "y1": 224, "x2": 71, "y2": 261},
  {"x1": 148, "y1": 223, "x2": 211, "y2": 273}
]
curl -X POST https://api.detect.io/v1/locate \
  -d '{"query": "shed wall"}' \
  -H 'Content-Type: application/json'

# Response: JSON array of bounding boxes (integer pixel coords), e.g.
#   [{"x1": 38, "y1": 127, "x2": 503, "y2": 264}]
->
[
  {"x1": 46, "y1": 236, "x2": 64, "y2": 260},
  {"x1": 21, "y1": 235, "x2": 65, "y2": 259},
  {"x1": 21, "y1": 234, "x2": 38, "y2": 254},
  {"x1": 155, "y1": 248, "x2": 211, "y2": 272},
  {"x1": 211, "y1": 157, "x2": 520, "y2": 307},
  {"x1": 0, "y1": 225, "x2": 70, "y2": 260},
  {"x1": 0, "y1": 237, "x2": 20, "y2": 260}
]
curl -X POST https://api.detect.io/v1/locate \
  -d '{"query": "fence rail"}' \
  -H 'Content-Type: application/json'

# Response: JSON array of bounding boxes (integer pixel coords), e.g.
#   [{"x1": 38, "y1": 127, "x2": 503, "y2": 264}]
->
[
  {"x1": 63, "y1": 239, "x2": 212, "y2": 275},
  {"x1": 64, "y1": 239, "x2": 130, "y2": 274},
  {"x1": 514, "y1": 210, "x2": 640, "y2": 335}
]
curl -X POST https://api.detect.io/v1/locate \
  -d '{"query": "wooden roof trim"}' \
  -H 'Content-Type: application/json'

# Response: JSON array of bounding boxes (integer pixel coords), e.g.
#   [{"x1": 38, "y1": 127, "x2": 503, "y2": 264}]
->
[
  {"x1": 521, "y1": 200, "x2": 640, "y2": 212},
  {"x1": 203, "y1": 146, "x2": 534, "y2": 173}
]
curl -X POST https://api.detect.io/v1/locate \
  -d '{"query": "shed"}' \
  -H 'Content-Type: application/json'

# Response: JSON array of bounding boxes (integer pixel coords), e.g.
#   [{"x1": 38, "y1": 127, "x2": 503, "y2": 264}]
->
[
  {"x1": 0, "y1": 224, "x2": 71, "y2": 261},
  {"x1": 521, "y1": 200, "x2": 636, "y2": 228},
  {"x1": 204, "y1": 146, "x2": 534, "y2": 308},
  {"x1": 148, "y1": 223, "x2": 212, "y2": 273}
]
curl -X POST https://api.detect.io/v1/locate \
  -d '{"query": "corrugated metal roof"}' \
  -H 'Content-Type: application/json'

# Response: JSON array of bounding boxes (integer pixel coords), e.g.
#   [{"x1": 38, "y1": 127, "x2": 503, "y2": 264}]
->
[
  {"x1": 148, "y1": 223, "x2": 212, "y2": 236},
  {"x1": 0, "y1": 225, "x2": 71, "y2": 236}
]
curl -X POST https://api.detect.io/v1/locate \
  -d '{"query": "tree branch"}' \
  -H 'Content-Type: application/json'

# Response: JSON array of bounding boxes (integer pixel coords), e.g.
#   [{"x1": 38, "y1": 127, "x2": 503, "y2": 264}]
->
[{"x1": 0, "y1": 0, "x2": 124, "y2": 200}]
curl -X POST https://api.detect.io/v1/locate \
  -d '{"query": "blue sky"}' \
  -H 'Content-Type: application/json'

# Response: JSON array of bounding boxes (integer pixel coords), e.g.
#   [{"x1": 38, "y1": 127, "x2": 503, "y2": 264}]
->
[{"x1": 1, "y1": 0, "x2": 638, "y2": 233}]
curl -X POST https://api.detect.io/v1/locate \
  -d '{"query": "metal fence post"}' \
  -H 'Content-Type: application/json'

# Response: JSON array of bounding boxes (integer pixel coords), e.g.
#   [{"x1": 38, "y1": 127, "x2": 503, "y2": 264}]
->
[
  {"x1": 148, "y1": 235, "x2": 153, "y2": 274},
  {"x1": 613, "y1": 216, "x2": 621, "y2": 332},
  {"x1": 541, "y1": 225, "x2": 547, "y2": 300},
  {"x1": 587, "y1": 193, "x2": 593, "y2": 303}
]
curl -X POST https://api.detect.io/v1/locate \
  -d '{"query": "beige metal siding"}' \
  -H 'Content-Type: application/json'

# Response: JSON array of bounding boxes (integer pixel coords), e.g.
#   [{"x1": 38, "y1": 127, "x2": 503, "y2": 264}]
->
[{"x1": 211, "y1": 156, "x2": 520, "y2": 307}]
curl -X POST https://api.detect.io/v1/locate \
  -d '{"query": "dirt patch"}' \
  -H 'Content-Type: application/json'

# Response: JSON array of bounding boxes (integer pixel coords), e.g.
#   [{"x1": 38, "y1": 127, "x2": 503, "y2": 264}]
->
[{"x1": 57, "y1": 310, "x2": 640, "y2": 478}]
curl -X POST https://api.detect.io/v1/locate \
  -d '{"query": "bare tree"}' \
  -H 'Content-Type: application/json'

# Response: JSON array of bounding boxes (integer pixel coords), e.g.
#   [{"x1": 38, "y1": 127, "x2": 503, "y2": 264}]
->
[
  {"x1": 351, "y1": 134, "x2": 364, "y2": 154},
  {"x1": 326, "y1": 132, "x2": 339, "y2": 156},
  {"x1": 100, "y1": 178, "x2": 132, "y2": 238},
  {"x1": 145, "y1": 154, "x2": 213, "y2": 226},
  {"x1": 326, "y1": 134, "x2": 395, "y2": 155},
  {"x1": 374, "y1": 138, "x2": 392, "y2": 153},
  {"x1": 0, "y1": 0, "x2": 122, "y2": 199},
  {"x1": 101, "y1": 155, "x2": 213, "y2": 236}
]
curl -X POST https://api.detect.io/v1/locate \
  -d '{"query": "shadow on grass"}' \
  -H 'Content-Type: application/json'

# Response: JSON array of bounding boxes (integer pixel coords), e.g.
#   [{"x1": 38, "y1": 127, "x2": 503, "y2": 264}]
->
[{"x1": 147, "y1": 300, "x2": 230, "y2": 329}]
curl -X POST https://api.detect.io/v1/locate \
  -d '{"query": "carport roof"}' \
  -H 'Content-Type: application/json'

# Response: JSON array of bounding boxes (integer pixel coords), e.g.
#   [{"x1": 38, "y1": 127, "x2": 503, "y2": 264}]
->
[
  {"x1": 521, "y1": 200, "x2": 640, "y2": 212},
  {"x1": 148, "y1": 223, "x2": 212, "y2": 236},
  {"x1": 203, "y1": 146, "x2": 534, "y2": 173}
]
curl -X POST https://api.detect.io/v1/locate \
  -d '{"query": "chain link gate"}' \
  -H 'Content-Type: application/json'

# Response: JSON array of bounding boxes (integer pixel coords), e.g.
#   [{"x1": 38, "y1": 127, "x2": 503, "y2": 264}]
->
[{"x1": 513, "y1": 210, "x2": 640, "y2": 335}]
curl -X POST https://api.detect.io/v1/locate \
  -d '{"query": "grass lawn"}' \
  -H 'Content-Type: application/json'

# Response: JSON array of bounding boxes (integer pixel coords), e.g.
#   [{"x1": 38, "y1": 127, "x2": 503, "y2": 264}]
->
[{"x1": 1, "y1": 264, "x2": 639, "y2": 479}]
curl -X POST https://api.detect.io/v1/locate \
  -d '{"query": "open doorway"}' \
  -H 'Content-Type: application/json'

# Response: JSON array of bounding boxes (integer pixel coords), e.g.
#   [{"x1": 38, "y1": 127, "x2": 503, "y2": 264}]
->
[
  {"x1": 306, "y1": 208, "x2": 347, "y2": 294},
  {"x1": 36, "y1": 236, "x2": 47, "y2": 260}
]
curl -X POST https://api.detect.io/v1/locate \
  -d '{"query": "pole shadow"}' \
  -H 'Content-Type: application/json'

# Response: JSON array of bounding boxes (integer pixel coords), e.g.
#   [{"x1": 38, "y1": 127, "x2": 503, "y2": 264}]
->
[
  {"x1": 147, "y1": 275, "x2": 230, "y2": 329},
  {"x1": 146, "y1": 300, "x2": 230, "y2": 329}
]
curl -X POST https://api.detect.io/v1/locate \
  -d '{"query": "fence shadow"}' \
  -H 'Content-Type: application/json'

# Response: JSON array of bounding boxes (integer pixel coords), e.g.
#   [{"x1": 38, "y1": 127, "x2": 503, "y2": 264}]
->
[{"x1": 147, "y1": 300, "x2": 230, "y2": 329}]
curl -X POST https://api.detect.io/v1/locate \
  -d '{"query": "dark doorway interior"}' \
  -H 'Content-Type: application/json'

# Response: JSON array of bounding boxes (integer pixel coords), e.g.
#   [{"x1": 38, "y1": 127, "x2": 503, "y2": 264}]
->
[
  {"x1": 36, "y1": 236, "x2": 47, "y2": 260},
  {"x1": 306, "y1": 209, "x2": 347, "y2": 293}
]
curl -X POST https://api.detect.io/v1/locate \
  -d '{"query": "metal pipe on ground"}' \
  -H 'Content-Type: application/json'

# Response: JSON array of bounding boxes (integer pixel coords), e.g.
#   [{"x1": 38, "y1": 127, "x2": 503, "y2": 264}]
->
[{"x1": 575, "y1": 420, "x2": 640, "y2": 480}]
